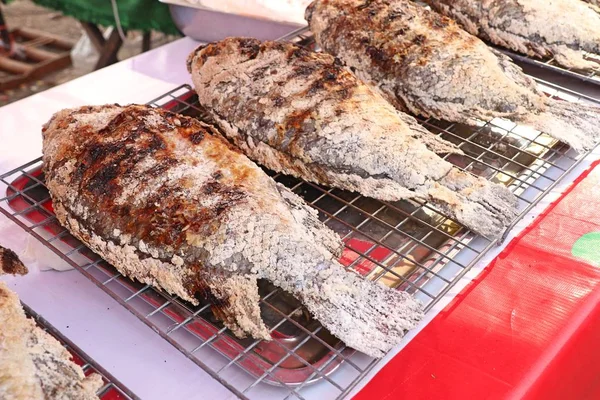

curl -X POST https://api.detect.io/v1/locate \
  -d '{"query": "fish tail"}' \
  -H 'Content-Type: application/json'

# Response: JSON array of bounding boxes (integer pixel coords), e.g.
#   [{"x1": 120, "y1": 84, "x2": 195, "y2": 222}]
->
[
  {"x1": 428, "y1": 169, "x2": 520, "y2": 239},
  {"x1": 206, "y1": 274, "x2": 271, "y2": 341},
  {"x1": 526, "y1": 98, "x2": 600, "y2": 153},
  {"x1": 293, "y1": 262, "x2": 423, "y2": 358}
]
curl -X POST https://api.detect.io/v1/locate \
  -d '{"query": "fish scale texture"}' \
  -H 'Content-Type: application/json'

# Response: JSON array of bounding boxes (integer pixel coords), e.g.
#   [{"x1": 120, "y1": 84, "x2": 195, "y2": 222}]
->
[
  {"x1": 0, "y1": 248, "x2": 102, "y2": 400},
  {"x1": 42, "y1": 104, "x2": 423, "y2": 358},
  {"x1": 187, "y1": 37, "x2": 518, "y2": 238},
  {"x1": 426, "y1": 0, "x2": 600, "y2": 71},
  {"x1": 306, "y1": 0, "x2": 600, "y2": 153}
]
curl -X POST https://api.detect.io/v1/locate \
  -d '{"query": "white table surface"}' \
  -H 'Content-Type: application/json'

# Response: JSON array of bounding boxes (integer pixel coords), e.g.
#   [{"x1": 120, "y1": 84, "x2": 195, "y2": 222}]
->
[{"x1": 1, "y1": 36, "x2": 599, "y2": 400}]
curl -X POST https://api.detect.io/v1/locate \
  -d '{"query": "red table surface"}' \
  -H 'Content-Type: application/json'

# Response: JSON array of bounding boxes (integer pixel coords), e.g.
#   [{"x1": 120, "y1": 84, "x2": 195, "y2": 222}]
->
[{"x1": 355, "y1": 161, "x2": 600, "y2": 400}]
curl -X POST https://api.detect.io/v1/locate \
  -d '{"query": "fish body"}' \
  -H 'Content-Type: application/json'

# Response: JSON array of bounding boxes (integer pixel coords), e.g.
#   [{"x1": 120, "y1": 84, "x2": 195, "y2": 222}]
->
[
  {"x1": 42, "y1": 104, "x2": 423, "y2": 358},
  {"x1": 187, "y1": 38, "x2": 519, "y2": 238},
  {"x1": 306, "y1": 0, "x2": 600, "y2": 153},
  {"x1": 0, "y1": 247, "x2": 102, "y2": 400},
  {"x1": 425, "y1": 0, "x2": 600, "y2": 71}
]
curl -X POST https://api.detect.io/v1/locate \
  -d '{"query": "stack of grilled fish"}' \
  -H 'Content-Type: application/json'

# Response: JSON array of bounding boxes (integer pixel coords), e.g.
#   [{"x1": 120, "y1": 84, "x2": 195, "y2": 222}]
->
[{"x1": 41, "y1": 0, "x2": 600, "y2": 358}]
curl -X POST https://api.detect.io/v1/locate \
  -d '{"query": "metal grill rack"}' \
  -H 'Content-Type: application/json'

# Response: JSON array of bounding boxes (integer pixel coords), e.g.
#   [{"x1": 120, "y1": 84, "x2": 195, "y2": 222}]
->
[
  {"x1": 497, "y1": 48, "x2": 600, "y2": 91},
  {"x1": 0, "y1": 29, "x2": 598, "y2": 400},
  {"x1": 23, "y1": 303, "x2": 137, "y2": 399}
]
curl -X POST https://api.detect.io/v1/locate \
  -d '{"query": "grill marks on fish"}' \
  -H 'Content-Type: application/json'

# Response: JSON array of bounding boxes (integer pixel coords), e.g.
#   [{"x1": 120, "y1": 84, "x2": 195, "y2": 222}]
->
[
  {"x1": 68, "y1": 107, "x2": 248, "y2": 257},
  {"x1": 43, "y1": 106, "x2": 251, "y2": 308},
  {"x1": 43, "y1": 104, "x2": 421, "y2": 358},
  {"x1": 200, "y1": 41, "x2": 362, "y2": 161},
  {"x1": 306, "y1": 0, "x2": 600, "y2": 152},
  {"x1": 43, "y1": 104, "x2": 267, "y2": 339},
  {"x1": 187, "y1": 37, "x2": 460, "y2": 156},
  {"x1": 188, "y1": 38, "x2": 520, "y2": 238},
  {"x1": 308, "y1": 0, "x2": 536, "y2": 115},
  {"x1": 425, "y1": 0, "x2": 600, "y2": 72}
]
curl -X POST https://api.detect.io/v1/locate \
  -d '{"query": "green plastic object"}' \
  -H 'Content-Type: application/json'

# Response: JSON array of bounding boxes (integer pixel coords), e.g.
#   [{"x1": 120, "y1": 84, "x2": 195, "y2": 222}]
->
[{"x1": 571, "y1": 231, "x2": 600, "y2": 266}]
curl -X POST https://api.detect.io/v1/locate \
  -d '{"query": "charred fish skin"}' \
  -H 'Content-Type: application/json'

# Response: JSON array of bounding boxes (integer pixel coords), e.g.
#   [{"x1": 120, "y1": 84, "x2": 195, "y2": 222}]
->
[
  {"x1": 425, "y1": 0, "x2": 600, "y2": 71},
  {"x1": 0, "y1": 245, "x2": 28, "y2": 276},
  {"x1": 306, "y1": 0, "x2": 600, "y2": 153},
  {"x1": 188, "y1": 38, "x2": 519, "y2": 238},
  {"x1": 42, "y1": 104, "x2": 423, "y2": 358}
]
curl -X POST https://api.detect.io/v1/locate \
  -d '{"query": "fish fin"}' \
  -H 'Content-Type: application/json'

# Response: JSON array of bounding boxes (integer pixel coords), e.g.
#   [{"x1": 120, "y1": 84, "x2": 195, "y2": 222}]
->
[
  {"x1": 395, "y1": 111, "x2": 464, "y2": 155},
  {"x1": 411, "y1": 128, "x2": 464, "y2": 155},
  {"x1": 525, "y1": 98, "x2": 600, "y2": 153},
  {"x1": 292, "y1": 264, "x2": 423, "y2": 358},
  {"x1": 550, "y1": 45, "x2": 600, "y2": 72},
  {"x1": 206, "y1": 274, "x2": 271, "y2": 341},
  {"x1": 276, "y1": 183, "x2": 344, "y2": 257},
  {"x1": 490, "y1": 48, "x2": 542, "y2": 94},
  {"x1": 427, "y1": 169, "x2": 520, "y2": 239}
]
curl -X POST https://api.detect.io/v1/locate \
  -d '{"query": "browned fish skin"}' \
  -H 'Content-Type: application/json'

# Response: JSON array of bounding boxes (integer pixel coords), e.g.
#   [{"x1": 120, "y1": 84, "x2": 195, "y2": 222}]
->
[
  {"x1": 42, "y1": 104, "x2": 423, "y2": 358},
  {"x1": 0, "y1": 245, "x2": 28, "y2": 276},
  {"x1": 188, "y1": 38, "x2": 519, "y2": 238},
  {"x1": 306, "y1": 0, "x2": 600, "y2": 153},
  {"x1": 425, "y1": 0, "x2": 600, "y2": 71}
]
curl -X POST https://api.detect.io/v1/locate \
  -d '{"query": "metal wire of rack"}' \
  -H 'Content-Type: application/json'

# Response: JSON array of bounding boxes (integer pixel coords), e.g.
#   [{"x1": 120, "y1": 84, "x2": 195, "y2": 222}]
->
[
  {"x1": 22, "y1": 302, "x2": 138, "y2": 400},
  {"x1": 0, "y1": 28, "x2": 598, "y2": 400}
]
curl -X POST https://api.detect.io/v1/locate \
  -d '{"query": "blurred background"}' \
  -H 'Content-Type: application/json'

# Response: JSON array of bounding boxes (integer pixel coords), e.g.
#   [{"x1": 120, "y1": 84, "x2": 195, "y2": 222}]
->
[{"x1": 0, "y1": 0, "x2": 180, "y2": 106}]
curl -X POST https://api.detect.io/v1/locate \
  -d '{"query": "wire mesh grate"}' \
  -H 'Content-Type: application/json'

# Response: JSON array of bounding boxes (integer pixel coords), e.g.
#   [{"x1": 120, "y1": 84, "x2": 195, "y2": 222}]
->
[
  {"x1": 0, "y1": 28, "x2": 598, "y2": 400},
  {"x1": 22, "y1": 303, "x2": 138, "y2": 399}
]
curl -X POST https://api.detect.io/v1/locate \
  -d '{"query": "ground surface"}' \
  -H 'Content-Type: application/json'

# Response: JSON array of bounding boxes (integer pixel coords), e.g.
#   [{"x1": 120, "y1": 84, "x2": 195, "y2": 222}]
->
[{"x1": 0, "y1": 0, "x2": 178, "y2": 106}]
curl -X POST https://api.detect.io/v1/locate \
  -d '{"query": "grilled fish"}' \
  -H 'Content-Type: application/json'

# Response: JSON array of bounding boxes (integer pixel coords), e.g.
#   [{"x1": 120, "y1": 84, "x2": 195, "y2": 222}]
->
[
  {"x1": 425, "y1": 0, "x2": 600, "y2": 71},
  {"x1": 187, "y1": 38, "x2": 519, "y2": 238},
  {"x1": 42, "y1": 104, "x2": 423, "y2": 358},
  {"x1": 306, "y1": 0, "x2": 600, "y2": 153},
  {"x1": 0, "y1": 248, "x2": 102, "y2": 400}
]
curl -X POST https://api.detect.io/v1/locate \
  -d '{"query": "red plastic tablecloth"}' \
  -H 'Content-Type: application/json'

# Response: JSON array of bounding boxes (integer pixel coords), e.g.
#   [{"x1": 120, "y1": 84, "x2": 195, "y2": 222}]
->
[{"x1": 355, "y1": 161, "x2": 600, "y2": 400}]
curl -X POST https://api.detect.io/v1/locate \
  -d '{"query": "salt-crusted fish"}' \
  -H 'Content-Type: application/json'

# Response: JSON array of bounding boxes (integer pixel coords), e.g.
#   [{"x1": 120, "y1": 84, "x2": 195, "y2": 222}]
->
[
  {"x1": 306, "y1": 0, "x2": 600, "y2": 153},
  {"x1": 187, "y1": 38, "x2": 519, "y2": 238},
  {"x1": 425, "y1": 0, "x2": 600, "y2": 71},
  {"x1": 42, "y1": 104, "x2": 423, "y2": 358},
  {"x1": 0, "y1": 247, "x2": 102, "y2": 400}
]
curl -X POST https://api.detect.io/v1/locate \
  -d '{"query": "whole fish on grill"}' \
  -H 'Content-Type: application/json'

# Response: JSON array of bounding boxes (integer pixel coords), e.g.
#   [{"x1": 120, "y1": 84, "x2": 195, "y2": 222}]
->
[
  {"x1": 306, "y1": 0, "x2": 600, "y2": 153},
  {"x1": 42, "y1": 104, "x2": 423, "y2": 358},
  {"x1": 187, "y1": 38, "x2": 519, "y2": 238},
  {"x1": 0, "y1": 247, "x2": 102, "y2": 400},
  {"x1": 425, "y1": 0, "x2": 600, "y2": 71}
]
